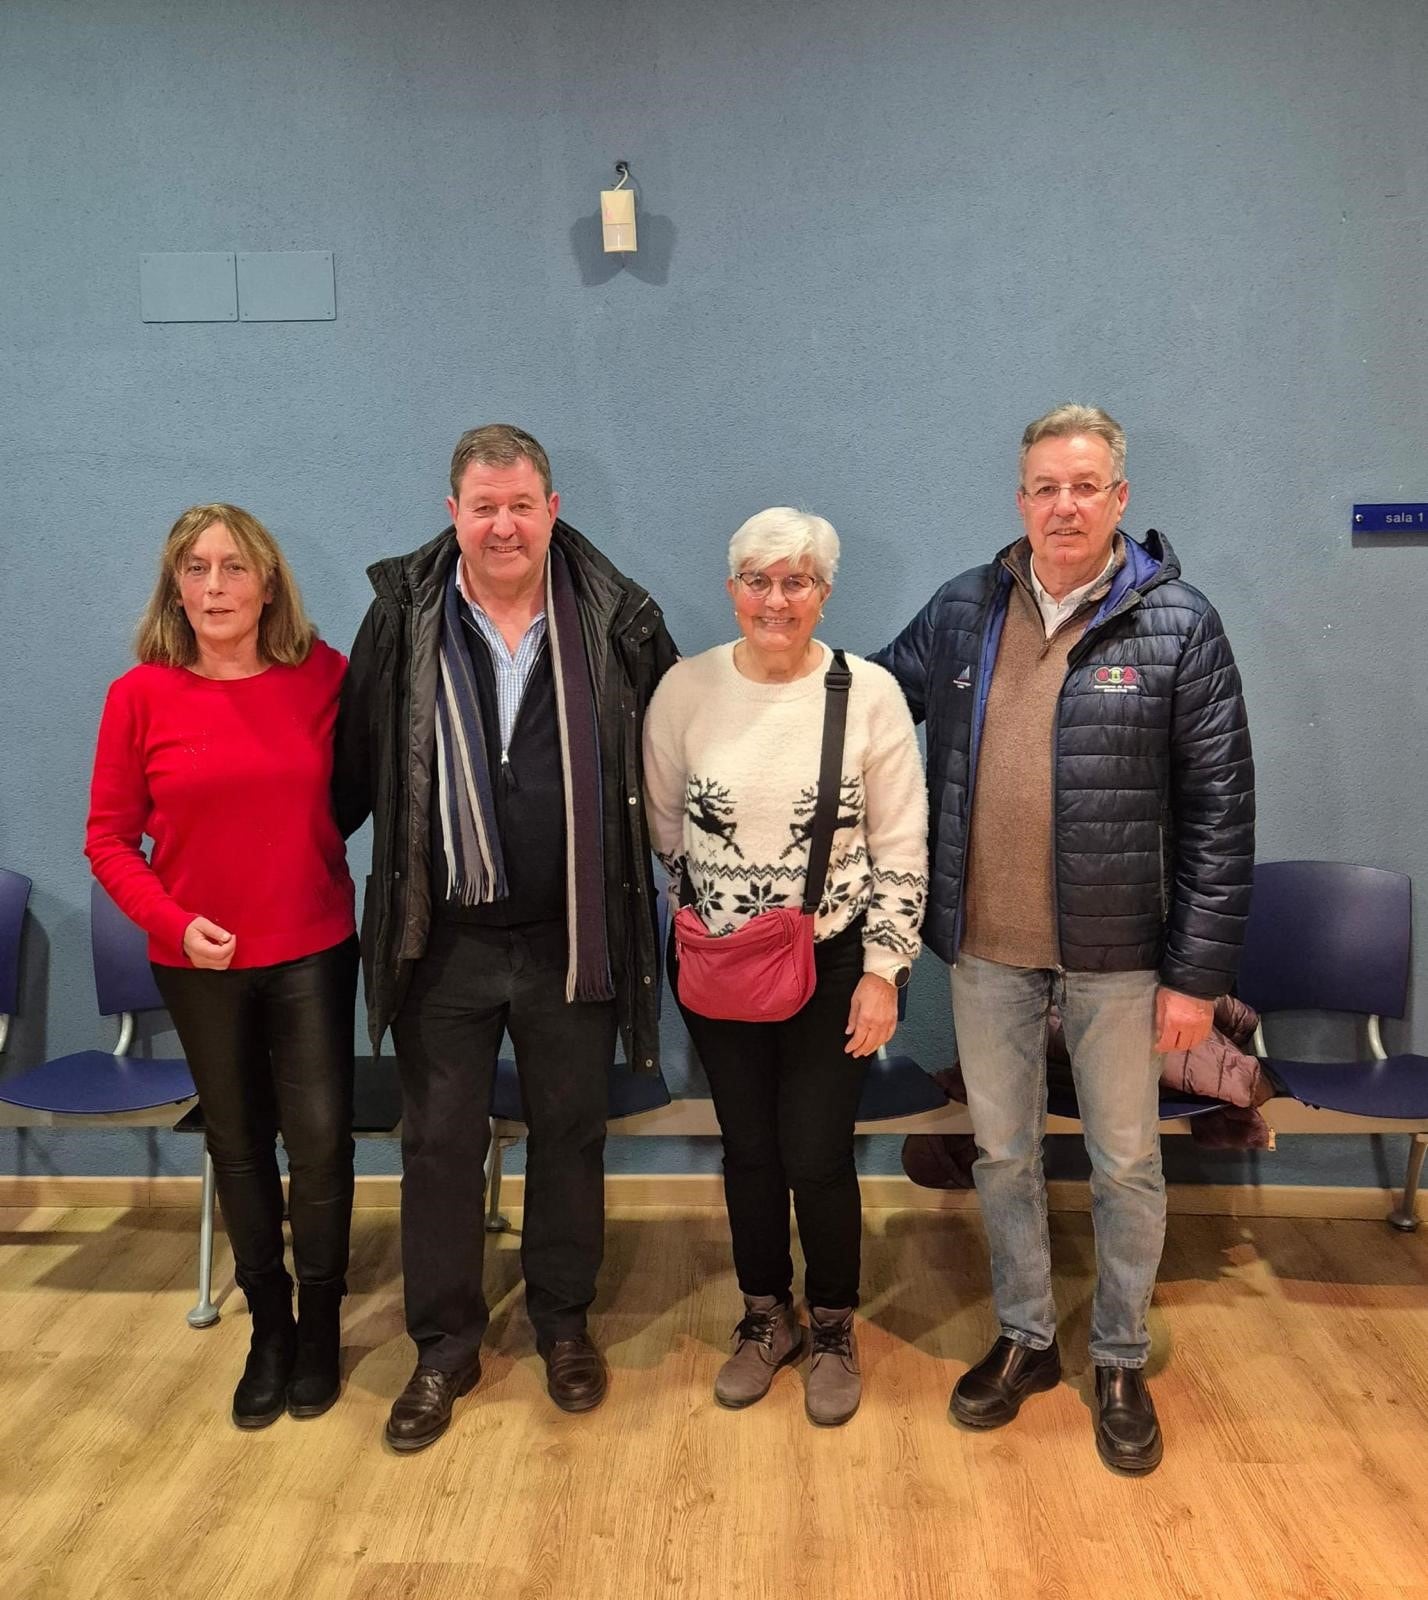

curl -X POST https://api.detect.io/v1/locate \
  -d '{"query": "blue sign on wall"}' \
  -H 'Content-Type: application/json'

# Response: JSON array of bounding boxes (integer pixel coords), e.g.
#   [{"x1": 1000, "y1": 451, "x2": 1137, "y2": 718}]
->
[{"x1": 1353, "y1": 504, "x2": 1428, "y2": 533}]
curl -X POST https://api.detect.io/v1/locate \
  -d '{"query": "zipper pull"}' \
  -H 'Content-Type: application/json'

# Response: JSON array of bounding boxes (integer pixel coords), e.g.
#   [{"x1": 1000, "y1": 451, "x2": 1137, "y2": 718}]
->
[{"x1": 500, "y1": 750, "x2": 517, "y2": 791}]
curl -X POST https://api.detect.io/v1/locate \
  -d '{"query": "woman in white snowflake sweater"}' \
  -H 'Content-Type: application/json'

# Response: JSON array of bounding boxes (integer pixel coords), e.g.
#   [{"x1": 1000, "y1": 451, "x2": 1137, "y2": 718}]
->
[{"x1": 643, "y1": 506, "x2": 928, "y2": 1426}]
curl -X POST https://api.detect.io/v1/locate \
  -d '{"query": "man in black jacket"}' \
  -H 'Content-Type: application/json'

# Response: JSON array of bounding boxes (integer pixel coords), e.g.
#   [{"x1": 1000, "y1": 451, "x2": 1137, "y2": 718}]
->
[
  {"x1": 335, "y1": 424, "x2": 676, "y2": 1451},
  {"x1": 874, "y1": 405, "x2": 1253, "y2": 1475}
]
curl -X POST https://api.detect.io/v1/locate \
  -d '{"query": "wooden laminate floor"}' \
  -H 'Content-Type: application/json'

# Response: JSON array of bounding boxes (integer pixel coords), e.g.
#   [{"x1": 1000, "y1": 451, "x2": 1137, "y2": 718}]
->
[{"x1": 1, "y1": 1202, "x2": 1426, "y2": 1600}]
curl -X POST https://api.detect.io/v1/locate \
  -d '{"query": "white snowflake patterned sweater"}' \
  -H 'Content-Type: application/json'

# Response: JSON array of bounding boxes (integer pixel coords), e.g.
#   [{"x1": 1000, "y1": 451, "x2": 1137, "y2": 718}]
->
[{"x1": 642, "y1": 642, "x2": 929, "y2": 981}]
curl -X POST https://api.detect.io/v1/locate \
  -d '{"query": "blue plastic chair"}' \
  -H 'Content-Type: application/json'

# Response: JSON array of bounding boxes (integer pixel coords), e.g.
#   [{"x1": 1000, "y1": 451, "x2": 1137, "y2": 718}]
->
[
  {"x1": 491, "y1": 1057, "x2": 673, "y2": 1125},
  {"x1": 1044, "y1": 1084, "x2": 1229, "y2": 1123},
  {"x1": 1236, "y1": 860, "x2": 1428, "y2": 1229},
  {"x1": 857, "y1": 1051, "x2": 949, "y2": 1120},
  {"x1": 0, "y1": 869, "x2": 33, "y2": 1059},
  {"x1": 856, "y1": 987, "x2": 949, "y2": 1120},
  {"x1": 0, "y1": 882, "x2": 195, "y2": 1116},
  {"x1": 0, "y1": 884, "x2": 209, "y2": 1322},
  {"x1": 485, "y1": 1056, "x2": 675, "y2": 1232}
]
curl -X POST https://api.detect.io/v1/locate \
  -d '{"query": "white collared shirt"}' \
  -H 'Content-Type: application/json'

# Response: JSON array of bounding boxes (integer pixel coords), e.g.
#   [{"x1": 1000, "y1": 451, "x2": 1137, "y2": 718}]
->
[{"x1": 1028, "y1": 547, "x2": 1118, "y2": 639}]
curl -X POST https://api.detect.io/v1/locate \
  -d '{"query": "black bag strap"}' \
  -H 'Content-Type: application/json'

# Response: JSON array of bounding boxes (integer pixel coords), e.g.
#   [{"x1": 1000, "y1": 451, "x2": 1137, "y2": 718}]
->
[
  {"x1": 677, "y1": 648, "x2": 852, "y2": 917},
  {"x1": 802, "y1": 648, "x2": 852, "y2": 914}
]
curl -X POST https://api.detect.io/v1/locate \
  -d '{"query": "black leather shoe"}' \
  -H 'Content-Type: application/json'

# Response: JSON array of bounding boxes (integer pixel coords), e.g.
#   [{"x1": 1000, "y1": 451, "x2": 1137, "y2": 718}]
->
[
  {"x1": 541, "y1": 1333, "x2": 607, "y2": 1413},
  {"x1": 384, "y1": 1360, "x2": 481, "y2": 1453},
  {"x1": 950, "y1": 1336, "x2": 1061, "y2": 1429},
  {"x1": 1094, "y1": 1366, "x2": 1163, "y2": 1474}
]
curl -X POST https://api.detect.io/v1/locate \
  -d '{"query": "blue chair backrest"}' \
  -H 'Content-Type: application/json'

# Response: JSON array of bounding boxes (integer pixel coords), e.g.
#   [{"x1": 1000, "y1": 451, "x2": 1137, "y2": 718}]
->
[
  {"x1": 1236, "y1": 860, "x2": 1411, "y2": 1020},
  {"x1": 0, "y1": 870, "x2": 32, "y2": 1016},
  {"x1": 91, "y1": 882, "x2": 167, "y2": 1017}
]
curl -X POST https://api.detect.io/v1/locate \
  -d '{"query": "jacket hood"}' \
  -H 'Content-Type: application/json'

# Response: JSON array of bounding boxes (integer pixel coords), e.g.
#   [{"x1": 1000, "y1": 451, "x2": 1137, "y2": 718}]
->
[
  {"x1": 1095, "y1": 528, "x2": 1179, "y2": 619},
  {"x1": 1123, "y1": 527, "x2": 1179, "y2": 586},
  {"x1": 993, "y1": 527, "x2": 1181, "y2": 618},
  {"x1": 994, "y1": 527, "x2": 1179, "y2": 586}
]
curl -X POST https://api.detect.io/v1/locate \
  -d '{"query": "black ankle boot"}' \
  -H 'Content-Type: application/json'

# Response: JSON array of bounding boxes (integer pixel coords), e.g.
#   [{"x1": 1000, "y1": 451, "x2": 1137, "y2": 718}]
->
[
  {"x1": 287, "y1": 1281, "x2": 345, "y2": 1419},
  {"x1": 232, "y1": 1269, "x2": 297, "y2": 1429}
]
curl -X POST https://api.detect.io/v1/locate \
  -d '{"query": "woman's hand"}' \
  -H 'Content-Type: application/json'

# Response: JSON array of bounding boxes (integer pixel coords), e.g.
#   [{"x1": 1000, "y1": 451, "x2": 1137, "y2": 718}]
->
[
  {"x1": 845, "y1": 973, "x2": 898, "y2": 1057},
  {"x1": 183, "y1": 916, "x2": 236, "y2": 970}
]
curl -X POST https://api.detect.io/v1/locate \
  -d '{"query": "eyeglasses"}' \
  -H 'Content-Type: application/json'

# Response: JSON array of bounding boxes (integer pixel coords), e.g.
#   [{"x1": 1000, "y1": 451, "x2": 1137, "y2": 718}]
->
[
  {"x1": 736, "y1": 571, "x2": 821, "y2": 599},
  {"x1": 1022, "y1": 479, "x2": 1123, "y2": 505}
]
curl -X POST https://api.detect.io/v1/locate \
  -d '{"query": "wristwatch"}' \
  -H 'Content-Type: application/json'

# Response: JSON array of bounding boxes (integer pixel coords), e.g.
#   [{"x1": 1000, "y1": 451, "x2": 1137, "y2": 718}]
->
[{"x1": 886, "y1": 966, "x2": 911, "y2": 990}]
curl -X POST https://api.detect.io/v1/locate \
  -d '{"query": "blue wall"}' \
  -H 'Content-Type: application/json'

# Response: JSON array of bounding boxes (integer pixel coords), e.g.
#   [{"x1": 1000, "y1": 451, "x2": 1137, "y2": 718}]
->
[{"x1": 3, "y1": 0, "x2": 1426, "y2": 1184}]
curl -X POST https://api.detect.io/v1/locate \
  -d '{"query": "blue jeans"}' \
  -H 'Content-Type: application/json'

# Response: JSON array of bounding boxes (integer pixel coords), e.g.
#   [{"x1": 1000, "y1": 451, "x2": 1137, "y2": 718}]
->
[{"x1": 950, "y1": 952, "x2": 1164, "y2": 1368}]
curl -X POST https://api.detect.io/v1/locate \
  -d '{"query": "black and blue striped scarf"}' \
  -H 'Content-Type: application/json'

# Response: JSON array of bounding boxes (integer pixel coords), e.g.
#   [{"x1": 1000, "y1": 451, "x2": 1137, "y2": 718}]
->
[{"x1": 434, "y1": 546, "x2": 613, "y2": 1002}]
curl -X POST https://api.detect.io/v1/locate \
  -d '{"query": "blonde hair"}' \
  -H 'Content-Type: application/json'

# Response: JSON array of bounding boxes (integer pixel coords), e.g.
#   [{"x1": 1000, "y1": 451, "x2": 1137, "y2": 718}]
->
[{"x1": 134, "y1": 503, "x2": 317, "y2": 667}]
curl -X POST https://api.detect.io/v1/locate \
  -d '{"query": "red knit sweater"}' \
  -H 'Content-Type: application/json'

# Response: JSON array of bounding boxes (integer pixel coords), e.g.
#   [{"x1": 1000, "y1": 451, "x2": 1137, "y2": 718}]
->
[{"x1": 85, "y1": 641, "x2": 356, "y2": 968}]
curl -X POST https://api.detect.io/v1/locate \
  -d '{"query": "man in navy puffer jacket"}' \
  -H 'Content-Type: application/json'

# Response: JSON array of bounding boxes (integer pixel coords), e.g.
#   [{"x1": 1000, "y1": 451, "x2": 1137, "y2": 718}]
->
[{"x1": 873, "y1": 404, "x2": 1254, "y2": 1475}]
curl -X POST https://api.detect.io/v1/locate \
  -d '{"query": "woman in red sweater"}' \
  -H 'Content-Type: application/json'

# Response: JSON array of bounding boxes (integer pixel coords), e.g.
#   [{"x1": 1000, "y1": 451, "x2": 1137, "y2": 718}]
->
[{"x1": 85, "y1": 504, "x2": 357, "y2": 1430}]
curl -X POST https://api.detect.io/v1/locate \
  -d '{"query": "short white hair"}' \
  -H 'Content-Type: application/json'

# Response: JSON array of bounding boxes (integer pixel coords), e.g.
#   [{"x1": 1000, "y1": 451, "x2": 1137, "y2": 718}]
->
[{"x1": 727, "y1": 507, "x2": 840, "y2": 585}]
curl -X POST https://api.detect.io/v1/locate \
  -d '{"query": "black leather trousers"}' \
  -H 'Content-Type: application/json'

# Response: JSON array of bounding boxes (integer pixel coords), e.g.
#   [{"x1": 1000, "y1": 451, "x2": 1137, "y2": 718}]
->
[{"x1": 153, "y1": 936, "x2": 358, "y2": 1290}]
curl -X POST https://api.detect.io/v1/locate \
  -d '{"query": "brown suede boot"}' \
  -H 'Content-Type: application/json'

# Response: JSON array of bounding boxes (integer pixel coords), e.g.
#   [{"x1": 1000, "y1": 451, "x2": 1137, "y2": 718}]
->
[
  {"x1": 713, "y1": 1294, "x2": 806, "y2": 1408},
  {"x1": 805, "y1": 1306, "x2": 861, "y2": 1426}
]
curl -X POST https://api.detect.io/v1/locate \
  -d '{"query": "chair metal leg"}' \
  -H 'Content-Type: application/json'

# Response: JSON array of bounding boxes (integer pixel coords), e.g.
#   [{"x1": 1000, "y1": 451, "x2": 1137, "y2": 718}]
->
[
  {"x1": 484, "y1": 1123, "x2": 511, "y2": 1233},
  {"x1": 187, "y1": 1146, "x2": 220, "y2": 1327},
  {"x1": 1387, "y1": 1131, "x2": 1427, "y2": 1233}
]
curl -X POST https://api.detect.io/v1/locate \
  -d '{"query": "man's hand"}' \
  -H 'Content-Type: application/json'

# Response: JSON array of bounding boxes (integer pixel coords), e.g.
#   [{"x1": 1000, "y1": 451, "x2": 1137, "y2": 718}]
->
[
  {"x1": 845, "y1": 974, "x2": 898, "y2": 1057},
  {"x1": 1154, "y1": 986, "x2": 1215, "y2": 1054},
  {"x1": 183, "y1": 916, "x2": 236, "y2": 970}
]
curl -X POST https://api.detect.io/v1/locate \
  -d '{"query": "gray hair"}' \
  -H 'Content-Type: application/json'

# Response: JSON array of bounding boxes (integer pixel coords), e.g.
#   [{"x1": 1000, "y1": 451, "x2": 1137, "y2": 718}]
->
[
  {"x1": 727, "y1": 507, "x2": 840, "y2": 586},
  {"x1": 449, "y1": 423, "x2": 553, "y2": 498},
  {"x1": 1019, "y1": 404, "x2": 1126, "y2": 483}
]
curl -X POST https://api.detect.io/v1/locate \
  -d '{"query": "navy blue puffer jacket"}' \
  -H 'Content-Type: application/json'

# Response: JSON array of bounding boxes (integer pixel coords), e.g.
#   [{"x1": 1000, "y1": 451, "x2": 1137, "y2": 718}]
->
[{"x1": 872, "y1": 531, "x2": 1254, "y2": 998}]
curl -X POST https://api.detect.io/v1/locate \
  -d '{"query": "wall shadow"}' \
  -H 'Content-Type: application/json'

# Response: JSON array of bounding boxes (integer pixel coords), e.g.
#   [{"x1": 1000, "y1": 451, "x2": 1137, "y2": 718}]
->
[{"x1": 570, "y1": 209, "x2": 676, "y2": 287}]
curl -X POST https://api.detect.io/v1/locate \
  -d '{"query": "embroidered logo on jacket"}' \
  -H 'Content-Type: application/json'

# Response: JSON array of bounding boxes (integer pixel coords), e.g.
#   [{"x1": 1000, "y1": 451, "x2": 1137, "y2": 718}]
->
[
  {"x1": 1092, "y1": 665, "x2": 1140, "y2": 694},
  {"x1": 952, "y1": 666, "x2": 972, "y2": 691}
]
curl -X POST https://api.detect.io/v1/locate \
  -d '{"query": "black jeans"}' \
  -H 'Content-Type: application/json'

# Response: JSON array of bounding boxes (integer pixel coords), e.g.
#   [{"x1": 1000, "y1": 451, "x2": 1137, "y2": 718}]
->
[
  {"x1": 675, "y1": 920, "x2": 869, "y2": 1310},
  {"x1": 153, "y1": 936, "x2": 358, "y2": 1291},
  {"x1": 391, "y1": 917, "x2": 616, "y2": 1371}
]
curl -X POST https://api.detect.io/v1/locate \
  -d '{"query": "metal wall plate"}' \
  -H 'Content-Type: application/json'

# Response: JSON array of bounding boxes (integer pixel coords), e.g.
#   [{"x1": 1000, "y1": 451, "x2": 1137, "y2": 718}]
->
[
  {"x1": 237, "y1": 251, "x2": 336, "y2": 321},
  {"x1": 139, "y1": 253, "x2": 237, "y2": 322}
]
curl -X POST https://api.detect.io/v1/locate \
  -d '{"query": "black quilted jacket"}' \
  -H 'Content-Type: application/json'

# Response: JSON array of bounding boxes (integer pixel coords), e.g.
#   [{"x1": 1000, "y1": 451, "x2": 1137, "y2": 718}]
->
[{"x1": 872, "y1": 530, "x2": 1254, "y2": 998}]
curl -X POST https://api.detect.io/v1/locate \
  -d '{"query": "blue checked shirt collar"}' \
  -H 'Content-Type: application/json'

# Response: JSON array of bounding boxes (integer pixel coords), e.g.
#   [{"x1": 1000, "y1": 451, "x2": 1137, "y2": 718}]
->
[{"x1": 453, "y1": 560, "x2": 548, "y2": 752}]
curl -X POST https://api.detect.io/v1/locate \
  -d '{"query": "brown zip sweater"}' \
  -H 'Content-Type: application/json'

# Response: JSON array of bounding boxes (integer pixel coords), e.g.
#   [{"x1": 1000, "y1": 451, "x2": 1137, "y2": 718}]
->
[{"x1": 960, "y1": 540, "x2": 1122, "y2": 970}]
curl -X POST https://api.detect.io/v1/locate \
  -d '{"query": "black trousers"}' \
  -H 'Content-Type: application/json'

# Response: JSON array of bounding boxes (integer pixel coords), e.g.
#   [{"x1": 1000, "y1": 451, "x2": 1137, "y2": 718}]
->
[
  {"x1": 675, "y1": 920, "x2": 869, "y2": 1310},
  {"x1": 153, "y1": 937, "x2": 358, "y2": 1291},
  {"x1": 391, "y1": 917, "x2": 616, "y2": 1371}
]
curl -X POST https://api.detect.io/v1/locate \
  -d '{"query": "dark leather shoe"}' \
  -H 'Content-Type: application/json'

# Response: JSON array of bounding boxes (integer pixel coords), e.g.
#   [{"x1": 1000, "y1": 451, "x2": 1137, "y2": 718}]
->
[
  {"x1": 1094, "y1": 1366, "x2": 1163, "y2": 1474},
  {"x1": 384, "y1": 1360, "x2": 481, "y2": 1453},
  {"x1": 950, "y1": 1336, "x2": 1061, "y2": 1429},
  {"x1": 541, "y1": 1333, "x2": 607, "y2": 1413}
]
